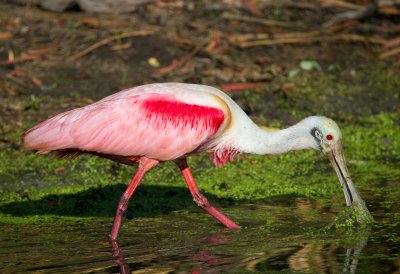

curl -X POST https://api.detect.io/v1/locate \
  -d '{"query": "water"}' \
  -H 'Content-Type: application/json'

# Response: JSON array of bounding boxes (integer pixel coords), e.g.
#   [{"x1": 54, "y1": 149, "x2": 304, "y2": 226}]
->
[{"x1": 0, "y1": 199, "x2": 398, "y2": 273}]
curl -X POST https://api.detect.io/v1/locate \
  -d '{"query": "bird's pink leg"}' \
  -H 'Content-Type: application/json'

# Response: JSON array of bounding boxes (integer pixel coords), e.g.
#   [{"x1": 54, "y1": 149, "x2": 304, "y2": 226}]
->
[
  {"x1": 110, "y1": 157, "x2": 159, "y2": 241},
  {"x1": 176, "y1": 159, "x2": 240, "y2": 230}
]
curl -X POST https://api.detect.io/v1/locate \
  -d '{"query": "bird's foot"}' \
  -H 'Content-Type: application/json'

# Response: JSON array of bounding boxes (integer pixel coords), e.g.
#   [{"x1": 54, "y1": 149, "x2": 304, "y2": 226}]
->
[{"x1": 192, "y1": 192, "x2": 241, "y2": 230}]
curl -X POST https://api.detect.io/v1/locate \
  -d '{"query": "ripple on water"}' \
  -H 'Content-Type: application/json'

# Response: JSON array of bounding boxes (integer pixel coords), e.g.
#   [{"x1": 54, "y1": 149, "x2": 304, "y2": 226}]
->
[{"x1": 0, "y1": 194, "x2": 399, "y2": 273}]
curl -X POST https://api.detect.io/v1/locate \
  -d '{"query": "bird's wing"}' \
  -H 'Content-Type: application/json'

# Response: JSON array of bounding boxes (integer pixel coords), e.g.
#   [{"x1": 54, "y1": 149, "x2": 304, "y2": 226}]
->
[{"x1": 22, "y1": 91, "x2": 229, "y2": 161}]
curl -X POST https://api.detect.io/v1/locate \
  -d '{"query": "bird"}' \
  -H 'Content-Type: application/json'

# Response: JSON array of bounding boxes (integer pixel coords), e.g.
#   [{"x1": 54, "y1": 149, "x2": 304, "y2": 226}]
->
[{"x1": 21, "y1": 82, "x2": 369, "y2": 240}]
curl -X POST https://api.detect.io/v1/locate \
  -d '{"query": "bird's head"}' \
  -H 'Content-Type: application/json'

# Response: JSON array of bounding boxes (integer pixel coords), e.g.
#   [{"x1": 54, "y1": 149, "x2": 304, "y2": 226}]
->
[
  {"x1": 309, "y1": 116, "x2": 342, "y2": 153},
  {"x1": 300, "y1": 116, "x2": 368, "y2": 212}
]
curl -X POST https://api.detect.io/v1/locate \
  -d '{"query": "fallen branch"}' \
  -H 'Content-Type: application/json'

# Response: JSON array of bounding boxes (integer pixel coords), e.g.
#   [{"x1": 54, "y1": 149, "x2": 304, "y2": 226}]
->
[
  {"x1": 4, "y1": 75, "x2": 27, "y2": 87},
  {"x1": 205, "y1": 31, "x2": 222, "y2": 53},
  {"x1": 229, "y1": 31, "x2": 322, "y2": 44},
  {"x1": 221, "y1": 12, "x2": 302, "y2": 28},
  {"x1": 384, "y1": 37, "x2": 400, "y2": 48},
  {"x1": 204, "y1": 1, "x2": 318, "y2": 12},
  {"x1": 379, "y1": 5, "x2": 400, "y2": 15},
  {"x1": 70, "y1": 28, "x2": 158, "y2": 60},
  {"x1": 320, "y1": 0, "x2": 364, "y2": 10},
  {"x1": 229, "y1": 32, "x2": 386, "y2": 48},
  {"x1": 3, "y1": 45, "x2": 55, "y2": 65},
  {"x1": 379, "y1": 47, "x2": 400, "y2": 59},
  {"x1": 323, "y1": 3, "x2": 378, "y2": 29}
]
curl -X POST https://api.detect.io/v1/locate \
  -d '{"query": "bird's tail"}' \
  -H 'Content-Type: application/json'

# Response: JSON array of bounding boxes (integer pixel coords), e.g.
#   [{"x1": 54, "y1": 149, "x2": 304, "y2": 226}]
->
[{"x1": 21, "y1": 111, "x2": 74, "y2": 153}]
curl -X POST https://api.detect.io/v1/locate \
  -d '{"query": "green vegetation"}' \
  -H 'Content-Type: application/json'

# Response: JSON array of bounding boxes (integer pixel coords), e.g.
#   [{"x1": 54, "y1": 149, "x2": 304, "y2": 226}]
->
[
  {"x1": 0, "y1": 63, "x2": 399, "y2": 235},
  {"x1": 0, "y1": 112, "x2": 398, "y2": 225}
]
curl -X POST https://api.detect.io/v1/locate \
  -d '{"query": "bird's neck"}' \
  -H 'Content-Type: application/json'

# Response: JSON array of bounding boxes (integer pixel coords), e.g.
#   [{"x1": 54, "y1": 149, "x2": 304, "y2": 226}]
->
[{"x1": 238, "y1": 123, "x2": 315, "y2": 155}]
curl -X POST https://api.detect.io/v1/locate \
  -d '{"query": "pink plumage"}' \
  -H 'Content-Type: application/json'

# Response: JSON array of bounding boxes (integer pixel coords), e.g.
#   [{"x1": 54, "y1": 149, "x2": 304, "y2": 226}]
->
[
  {"x1": 22, "y1": 83, "x2": 229, "y2": 163},
  {"x1": 22, "y1": 83, "x2": 243, "y2": 240}
]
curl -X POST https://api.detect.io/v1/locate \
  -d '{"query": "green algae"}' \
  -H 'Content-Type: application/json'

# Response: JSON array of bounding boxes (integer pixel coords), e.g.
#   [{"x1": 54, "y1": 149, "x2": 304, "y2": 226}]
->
[
  {"x1": 327, "y1": 201, "x2": 374, "y2": 230},
  {"x1": 0, "y1": 112, "x2": 398, "y2": 224}
]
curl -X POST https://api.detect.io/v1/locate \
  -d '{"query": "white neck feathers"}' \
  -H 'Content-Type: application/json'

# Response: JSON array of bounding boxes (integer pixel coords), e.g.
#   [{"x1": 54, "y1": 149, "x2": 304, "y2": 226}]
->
[{"x1": 237, "y1": 121, "x2": 319, "y2": 155}]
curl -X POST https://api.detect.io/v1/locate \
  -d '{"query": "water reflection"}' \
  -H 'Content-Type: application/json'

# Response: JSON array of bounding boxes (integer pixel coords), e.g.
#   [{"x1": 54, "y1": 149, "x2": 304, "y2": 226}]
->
[
  {"x1": 110, "y1": 239, "x2": 130, "y2": 274},
  {"x1": 2, "y1": 200, "x2": 398, "y2": 273},
  {"x1": 342, "y1": 232, "x2": 368, "y2": 274},
  {"x1": 242, "y1": 238, "x2": 369, "y2": 273},
  {"x1": 110, "y1": 232, "x2": 234, "y2": 273},
  {"x1": 109, "y1": 227, "x2": 370, "y2": 274}
]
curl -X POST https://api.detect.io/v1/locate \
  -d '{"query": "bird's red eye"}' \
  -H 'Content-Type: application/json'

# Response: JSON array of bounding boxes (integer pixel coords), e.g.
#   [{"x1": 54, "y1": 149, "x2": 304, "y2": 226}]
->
[{"x1": 326, "y1": 134, "x2": 333, "y2": 141}]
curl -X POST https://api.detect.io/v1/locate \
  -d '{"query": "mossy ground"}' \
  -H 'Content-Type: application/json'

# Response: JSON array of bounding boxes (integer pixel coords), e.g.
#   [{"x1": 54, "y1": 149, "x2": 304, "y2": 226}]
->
[{"x1": 1, "y1": 66, "x2": 399, "y2": 228}]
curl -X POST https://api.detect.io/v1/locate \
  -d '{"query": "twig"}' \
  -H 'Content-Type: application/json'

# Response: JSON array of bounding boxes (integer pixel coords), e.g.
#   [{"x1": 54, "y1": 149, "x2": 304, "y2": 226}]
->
[
  {"x1": 70, "y1": 28, "x2": 158, "y2": 60},
  {"x1": 229, "y1": 32, "x2": 386, "y2": 48},
  {"x1": 205, "y1": 1, "x2": 318, "y2": 11},
  {"x1": 205, "y1": 31, "x2": 222, "y2": 52},
  {"x1": 229, "y1": 31, "x2": 321, "y2": 44},
  {"x1": 323, "y1": 3, "x2": 378, "y2": 29},
  {"x1": 4, "y1": 75, "x2": 27, "y2": 87},
  {"x1": 379, "y1": 5, "x2": 400, "y2": 15},
  {"x1": 378, "y1": 0, "x2": 400, "y2": 13},
  {"x1": 3, "y1": 46, "x2": 55, "y2": 65},
  {"x1": 379, "y1": 47, "x2": 400, "y2": 59},
  {"x1": 320, "y1": 0, "x2": 364, "y2": 10},
  {"x1": 157, "y1": 40, "x2": 209, "y2": 75},
  {"x1": 221, "y1": 12, "x2": 302, "y2": 28},
  {"x1": 385, "y1": 37, "x2": 400, "y2": 48}
]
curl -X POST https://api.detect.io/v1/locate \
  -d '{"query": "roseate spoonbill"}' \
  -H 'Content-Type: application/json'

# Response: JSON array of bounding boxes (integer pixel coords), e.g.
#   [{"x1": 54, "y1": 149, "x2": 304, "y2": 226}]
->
[{"x1": 21, "y1": 83, "x2": 369, "y2": 240}]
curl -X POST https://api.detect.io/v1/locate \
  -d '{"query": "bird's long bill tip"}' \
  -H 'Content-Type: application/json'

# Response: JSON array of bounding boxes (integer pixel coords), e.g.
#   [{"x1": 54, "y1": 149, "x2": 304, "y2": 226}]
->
[{"x1": 327, "y1": 141, "x2": 372, "y2": 223}]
